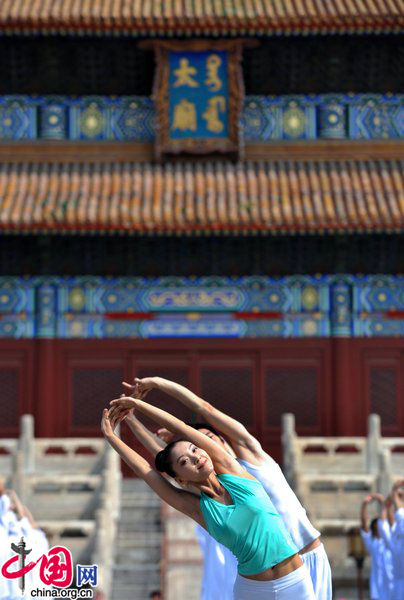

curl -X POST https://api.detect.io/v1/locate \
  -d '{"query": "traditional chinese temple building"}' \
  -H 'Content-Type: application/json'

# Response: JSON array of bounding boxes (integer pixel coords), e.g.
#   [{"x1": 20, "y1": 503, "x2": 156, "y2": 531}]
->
[{"x1": 0, "y1": 2, "x2": 403, "y2": 465}]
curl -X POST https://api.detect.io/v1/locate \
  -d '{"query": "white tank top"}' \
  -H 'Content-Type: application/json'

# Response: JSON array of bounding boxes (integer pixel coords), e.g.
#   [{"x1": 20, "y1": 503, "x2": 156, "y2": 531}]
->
[{"x1": 238, "y1": 452, "x2": 320, "y2": 551}]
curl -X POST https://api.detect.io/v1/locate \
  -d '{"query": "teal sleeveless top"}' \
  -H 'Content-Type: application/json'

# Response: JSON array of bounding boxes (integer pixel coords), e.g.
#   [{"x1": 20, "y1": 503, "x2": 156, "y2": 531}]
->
[{"x1": 200, "y1": 474, "x2": 297, "y2": 576}]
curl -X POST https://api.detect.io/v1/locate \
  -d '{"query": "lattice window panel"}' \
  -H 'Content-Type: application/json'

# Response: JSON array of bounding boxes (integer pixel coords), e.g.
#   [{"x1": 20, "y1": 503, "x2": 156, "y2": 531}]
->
[
  {"x1": 200, "y1": 367, "x2": 253, "y2": 427},
  {"x1": 72, "y1": 367, "x2": 123, "y2": 427},
  {"x1": 265, "y1": 368, "x2": 317, "y2": 428},
  {"x1": 370, "y1": 367, "x2": 397, "y2": 426},
  {"x1": 0, "y1": 37, "x2": 154, "y2": 95},
  {"x1": 0, "y1": 369, "x2": 18, "y2": 427},
  {"x1": 0, "y1": 35, "x2": 402, "y2": 95},
  {"x1": 0, "y1": 235, "x2": 403, "y2": 278},
  {"x1": 243, "y1": 35, "x2": 403, "y2": 94},
  {"x1": 135, "y1": 367, "x2": 191, "y2": 431}
]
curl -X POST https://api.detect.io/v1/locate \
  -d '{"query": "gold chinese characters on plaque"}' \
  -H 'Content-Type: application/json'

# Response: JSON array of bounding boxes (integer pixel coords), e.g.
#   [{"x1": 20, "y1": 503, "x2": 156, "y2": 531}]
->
[{"x1": 140, "y1": 40, "x2": 248, "y2": 160}]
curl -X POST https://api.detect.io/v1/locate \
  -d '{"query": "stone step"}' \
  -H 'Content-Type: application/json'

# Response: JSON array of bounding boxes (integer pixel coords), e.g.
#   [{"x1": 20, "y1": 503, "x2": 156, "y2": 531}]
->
[
  {"x1": 116, "y1": 523, "x2": 161, "y2": 535},
  {"x1": 112, "y1": 564, "x2": 161, "y2": 586},
  {"x1": 111, "y1": 583, "x2": 161, "y2": 600},
  {"x1": 116, "y1": 532, "x2": 161, "y2": 547},
  {"x1": 119, "y1": 508, "x2": 160, "y2": 523},
  {"x1": 120, "y1": 497, "x2": 161, "y2": 508},
  {"x1": 112, "y1": 479, "x2": 162, "y2": 595},
  {"x1": 118, "y1": 506, "x2": 160, "y2": 517},
  {"x1": 119, "y1": 510, "x2": 160, "y2": 521},
  {"x1": 115, "y1": 542, "x2": 161, "y2": 554},
  {"x1": 118, "y1": 518, "x2": 161, "y2": 528},
  {"x1": 113, "y1": 563, "x2": 161, "y2": 573},
  {"x1": 115, "y1": 531, "x2": 161, "y2": 550},
  {"x1": 116, "y1": 539, "x2": 160, "y2": 551},
  {"x1": 121, "y1": 491, "x2": 160, "y2": 499},
  {"x1": 118, "y1": 517, "x2": 160, "y2": 528},
  {"x1": 118, "y1": 515, "x2": 160, "y2": 524},
  {"x1": 121, "y1": 479, "x2": 152, "y2": 490},
  {"x1": 120, "y1": 498, "x2": 160, "y2": 509},
  {"x1": 115, "y1": 545, "x2": 160, "y2": 563},
  {"x1": 117, "y1": 516, "x2": 161, "y2": 531}
]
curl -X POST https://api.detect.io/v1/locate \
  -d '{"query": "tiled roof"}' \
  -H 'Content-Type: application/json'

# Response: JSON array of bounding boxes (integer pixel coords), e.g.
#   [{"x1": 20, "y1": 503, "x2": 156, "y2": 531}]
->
[
  {"x1": 0, "y1": 0, "x2": 402, "y2": 35},
  {"x1": 0, "y1": 160, "x2": 402, "y2": 235}
]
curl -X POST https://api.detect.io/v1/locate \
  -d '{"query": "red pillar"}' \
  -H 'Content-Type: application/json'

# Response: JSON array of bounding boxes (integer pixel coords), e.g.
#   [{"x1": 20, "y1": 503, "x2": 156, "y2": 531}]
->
[
  {"x1": 35, "y1": 339, "x2": 59, "y2": 437},
  {"x1": 333, "y1": 338, "x2": 359, "y2": 436}
]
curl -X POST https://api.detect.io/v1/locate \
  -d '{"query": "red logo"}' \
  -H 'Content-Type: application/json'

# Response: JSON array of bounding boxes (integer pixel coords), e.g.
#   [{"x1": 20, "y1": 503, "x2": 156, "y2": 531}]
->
[{"x1": 2, "y1": 545, "x2": 73, "y2": 588}]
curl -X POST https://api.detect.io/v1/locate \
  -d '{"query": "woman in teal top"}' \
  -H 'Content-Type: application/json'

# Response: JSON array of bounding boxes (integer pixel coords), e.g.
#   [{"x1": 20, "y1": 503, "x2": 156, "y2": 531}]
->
[{"x1": 103, "y1": 393, "x2": 315, "y2": 600}]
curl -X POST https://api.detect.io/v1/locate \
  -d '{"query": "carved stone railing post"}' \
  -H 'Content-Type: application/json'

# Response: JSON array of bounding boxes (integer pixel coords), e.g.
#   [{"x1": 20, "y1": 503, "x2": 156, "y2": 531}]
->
[
  {"x1": 19, "y1": 414, "x2": 35, "y2": 474},
  {"x1": 366, "y1": 414, "x2": 381, "y2": 475},
  {"x1": 92, "y1": 441, "x2": 121, "y2": 599},
  {"x1": 93, "y1": 504, "x2": 110, "y2": 592},
  {"x1": 105, "y1": 442, "x2": 121, "y2": 520},
  {"x1": 378, "y1": 448, "x2": 392, "y2": 496},
  {"x1": 11, "y1": 414, "x2": 35, "y2": 502},
  {"x1": 2, "y1": 418, "x2": 123, "y2": 599},
  {"x1": 11, "y1": 449, "x2": 25, "y2": 501},
  {"x1": 282, "y1": 413, "x2": 298, "y2": 487}
]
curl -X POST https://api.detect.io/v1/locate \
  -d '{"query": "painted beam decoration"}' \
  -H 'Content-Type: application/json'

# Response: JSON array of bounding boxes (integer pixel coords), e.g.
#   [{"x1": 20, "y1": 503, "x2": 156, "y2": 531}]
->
[
  {"x1": 0, "y1": 276, "x2": 402, "y2": 339},
  {"x1": 0, "y1": 94, "x2": 402, "y2": 142},
  {"x1": 142, "y1": 40, "x2": 246, "y2": 159}
]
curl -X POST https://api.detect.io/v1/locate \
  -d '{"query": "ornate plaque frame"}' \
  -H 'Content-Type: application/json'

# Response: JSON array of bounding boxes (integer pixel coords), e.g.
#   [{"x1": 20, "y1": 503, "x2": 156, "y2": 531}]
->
[{"x1": 140, "y1": 40, "x2": 246, "y2": 160}]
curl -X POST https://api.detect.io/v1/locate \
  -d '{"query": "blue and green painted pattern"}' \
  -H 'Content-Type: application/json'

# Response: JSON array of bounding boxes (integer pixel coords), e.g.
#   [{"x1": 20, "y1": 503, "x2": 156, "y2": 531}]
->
[
  {"x1": 0, "y1": 94, "x2": 402, "y2": 141},
  {"x1": 0, "y1": 276, "x2": 402, "y2": 339}
]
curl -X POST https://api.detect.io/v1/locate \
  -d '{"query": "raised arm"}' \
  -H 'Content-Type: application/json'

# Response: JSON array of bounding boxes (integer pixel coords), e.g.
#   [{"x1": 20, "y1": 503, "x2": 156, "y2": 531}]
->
[
  {"x1": 373, "y1": 493, "x2": 387, "y2": 521},
  {"x1": 125, "y1": 411, "x2": 166, "y2": 458},
  {"x1": 392, "y1": 478, "x2": 404, "y2": 510},
  {"x1": 360, "y1": 495, "x2": 371, "y2": 532},
  {"x1": 5, "y1": 489, "x2": 25, "y2": 520},
  {"x1": 109, "y1": 397, "x2": 242, "y2": 476},
  {"x1": 101, "y1": 409, "x2": 202, "y2": 523},
  {"x1": 125, "y1": 376, "x2": 263, "y2": 464},
  {"x1": 385, "y1": 494, "x2": 396, "y2": 527},
  {"x1": 23, "y1": 505, "x2": 38, "y2": 530}
]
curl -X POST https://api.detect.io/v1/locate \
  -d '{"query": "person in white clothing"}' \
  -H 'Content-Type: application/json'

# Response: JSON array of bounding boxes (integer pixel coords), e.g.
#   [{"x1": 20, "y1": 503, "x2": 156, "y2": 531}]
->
[
  {"x1": 20, "y1": 504, "x2": 50, "y2": 598},
  {"x1": 0, "y1": 479, "x2": 11, "y2": 600},
  {"x1": 0, "y1": 488, "x2": 25, "y2": 600},
  {"x1": 123, "y1": 406, "x2": 237, "y2": 600},
  {"x1": 388, "y1": 480, "x2": 404, "y2": 600},
  {"x1": 0, "y1": 484, "x2": 50, "y2": 600},
  {"x1": 360, "y1": 493, "x2": 393, "y2": 600},
  {"x1": 123, "y1": 376, "x2": 332, "y2": 600},
  {"x1": 196, "y1": 524, "x2": 238, "y2": 600}
]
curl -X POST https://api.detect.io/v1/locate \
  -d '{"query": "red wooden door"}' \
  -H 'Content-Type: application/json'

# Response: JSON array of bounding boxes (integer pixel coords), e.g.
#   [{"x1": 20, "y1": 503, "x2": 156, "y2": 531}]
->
[
  {"x1": 359, "y1": 341, "x2": 404, "y2": 436},
  {"x1": 1, "y1": 337, "x2": 403, "y2": 477},
  {"x1": 260, "y1": 342, "x2": 333, "y2": 460},
  {"x1": 0, "y1": 341, "x2": 34, "y2": 438}
]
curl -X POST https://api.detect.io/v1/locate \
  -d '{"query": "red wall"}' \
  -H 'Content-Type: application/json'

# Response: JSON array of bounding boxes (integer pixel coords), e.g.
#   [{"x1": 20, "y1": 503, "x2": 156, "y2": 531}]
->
[{"x1": 0, "y1": 338, "x2": 403, "y2": 468}]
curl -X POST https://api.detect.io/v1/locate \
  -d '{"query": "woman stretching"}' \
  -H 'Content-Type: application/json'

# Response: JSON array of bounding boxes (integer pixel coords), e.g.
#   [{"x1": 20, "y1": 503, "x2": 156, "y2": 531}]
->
[{"x1": 102, "y1": 396, "x2": 315, "y2": 600}]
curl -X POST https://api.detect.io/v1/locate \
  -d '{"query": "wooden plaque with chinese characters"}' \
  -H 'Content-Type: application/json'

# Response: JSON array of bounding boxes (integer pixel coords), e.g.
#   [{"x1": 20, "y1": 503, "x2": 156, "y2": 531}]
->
[{"x1": 141, "y1": 40, "x2": 246, "y2": 160}]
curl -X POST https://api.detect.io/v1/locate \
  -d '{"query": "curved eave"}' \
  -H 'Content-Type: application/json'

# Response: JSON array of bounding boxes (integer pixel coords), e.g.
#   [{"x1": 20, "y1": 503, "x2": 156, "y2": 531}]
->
[
  {"x1": 0, "y1": 16, "x2": 402, "y2": 36},
  {"x1": 0, "y1": 225, "x2": 402, "y2": 236}
]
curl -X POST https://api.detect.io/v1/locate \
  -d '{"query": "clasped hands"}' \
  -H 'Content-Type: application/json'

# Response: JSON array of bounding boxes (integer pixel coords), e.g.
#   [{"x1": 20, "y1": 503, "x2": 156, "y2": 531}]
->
[
  {"x1": 106, "y1": 377, "x2": 150, "y2": 430},
  {"x1": 101, "y1": 377, "x2": 155, "y2": 434},
  {"x1": 101, "y1": 376, "x2": 177, "y2": 442}
]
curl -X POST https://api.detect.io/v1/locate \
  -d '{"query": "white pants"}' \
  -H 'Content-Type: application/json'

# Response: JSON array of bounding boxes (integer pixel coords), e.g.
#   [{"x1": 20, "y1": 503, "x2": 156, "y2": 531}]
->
[
  {"x1": 233, "y1": 564, "x2": 315, "y2": 600},
  {"x1": 301, "y1": 543, "x2": 332, "y2": 600},
  {"x1": 391, "y1": 579, "x2": 404, "y2": 600}
]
